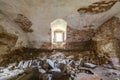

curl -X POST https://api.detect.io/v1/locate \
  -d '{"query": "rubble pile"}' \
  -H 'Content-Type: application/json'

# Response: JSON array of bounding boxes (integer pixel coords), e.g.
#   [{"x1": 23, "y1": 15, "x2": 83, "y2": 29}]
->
[
  {"x1": 82, "y1": 51, "x2": 112, "y2": 65},
  {"x1": 0, "y1": 52, "x2": 120, "y2": 80},
  {"x1": 0, "y1": 48, "x2": 52, "y2": 66},
  {"x1": 0, "y1": 52, "x2": 97, "y2": 80}
]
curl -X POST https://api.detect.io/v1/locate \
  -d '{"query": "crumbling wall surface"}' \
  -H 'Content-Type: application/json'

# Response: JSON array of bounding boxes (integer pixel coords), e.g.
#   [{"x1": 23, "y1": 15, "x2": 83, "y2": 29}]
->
[
  {"x1": 14, "y1": 14, "x2": 33, "y2": 32},
  {"x1": 0, "y1": 25, "x2": 18, "y2": 63},
  {"x1": 67, "y1": 26, "x2": 94, "y2": 42},
  {"x1": 0, "y1": 0, "x2": 101, "y2": 48},
  {"x1": 0, "y1": 13, "x2": 30, "y2": 48},
  {"x1": 77, "y1": 0, "x2": 117, "y2": 14},
  {"x1": 0, "y1": 0, "x2": 120, "y2": 49},
  {"x1": 66, "y1": 26, "x2": 94, "y2": 50},
  {"x1": 0, "y1": 12, "x2": 33, "y2": 63},
  {"x1": 92, "y1": 17, "x2": 120, "y2": 70},
  {"x1": 0, "y1": 26, "x2": 18, "y2": 51},
  {"x1": 65, "y1": 1, "x2": 120, "y2": 30},
  {"x1": 0, "y1": 0, "x2": 120, "y2": 51}
]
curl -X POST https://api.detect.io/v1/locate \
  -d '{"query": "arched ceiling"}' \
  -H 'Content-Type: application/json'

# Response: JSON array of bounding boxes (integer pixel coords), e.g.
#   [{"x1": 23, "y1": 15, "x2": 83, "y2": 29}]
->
[{"x1": 0, "y1": 0, "x2": 120, "y2": 48}]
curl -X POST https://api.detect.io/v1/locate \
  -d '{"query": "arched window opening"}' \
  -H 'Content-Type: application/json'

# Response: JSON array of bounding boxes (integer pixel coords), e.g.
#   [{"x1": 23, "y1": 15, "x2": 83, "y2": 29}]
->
[{"x1": 51, "y1": 19, "x2": 67, "y2": 48}]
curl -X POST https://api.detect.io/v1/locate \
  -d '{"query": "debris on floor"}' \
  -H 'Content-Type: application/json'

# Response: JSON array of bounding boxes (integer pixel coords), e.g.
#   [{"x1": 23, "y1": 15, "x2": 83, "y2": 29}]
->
[{"x1": 0, "y1": 52, "x2": 120, "y2": 80}]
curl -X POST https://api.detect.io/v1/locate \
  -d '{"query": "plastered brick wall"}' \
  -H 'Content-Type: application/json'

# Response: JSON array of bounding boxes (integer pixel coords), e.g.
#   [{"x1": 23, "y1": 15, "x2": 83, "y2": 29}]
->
[
  {"x1": 66, "y1": 26, "x2": 94, "y2": 42},
  {"x1": 65, "y1": 26, "x2": 94, "y2": 50}
]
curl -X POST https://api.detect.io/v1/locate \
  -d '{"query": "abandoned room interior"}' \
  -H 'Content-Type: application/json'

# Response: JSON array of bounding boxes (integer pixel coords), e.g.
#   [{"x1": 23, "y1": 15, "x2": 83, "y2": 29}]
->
[{"x1": 0, "y1": 0, "x2": 120, "y2": 80}]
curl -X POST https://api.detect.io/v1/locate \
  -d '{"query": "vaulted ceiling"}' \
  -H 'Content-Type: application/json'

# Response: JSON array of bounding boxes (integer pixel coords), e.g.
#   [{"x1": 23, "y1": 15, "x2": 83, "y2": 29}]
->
[{"x1": 0, "y1": 0, "x2": 120, "y2": 48}]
